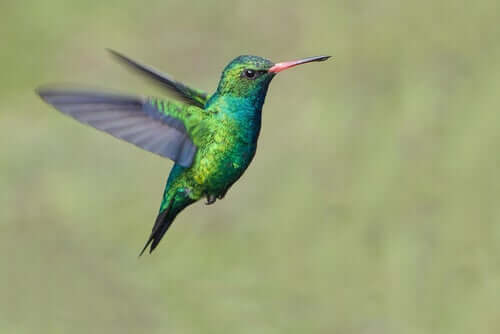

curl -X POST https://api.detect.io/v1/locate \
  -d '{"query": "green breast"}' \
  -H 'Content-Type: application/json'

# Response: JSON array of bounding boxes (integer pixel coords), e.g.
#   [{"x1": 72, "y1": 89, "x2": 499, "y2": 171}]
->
[{"x1": 190, "y1": 111, "x2": 260, "y2": 194}]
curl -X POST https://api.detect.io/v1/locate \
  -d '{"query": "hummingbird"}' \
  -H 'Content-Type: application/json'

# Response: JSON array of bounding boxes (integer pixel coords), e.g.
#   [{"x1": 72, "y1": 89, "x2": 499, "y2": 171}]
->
[{"x1": 37, "y1": 50, "x2": 330, "y2": 255}]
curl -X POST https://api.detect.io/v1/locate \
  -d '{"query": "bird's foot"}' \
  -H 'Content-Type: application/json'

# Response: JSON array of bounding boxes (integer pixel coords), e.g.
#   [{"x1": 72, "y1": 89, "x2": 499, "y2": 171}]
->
[
  {"x1": 217, "y1": 189, "x2": 229, "y2": 200},
  {"x1": 205, "y1": 194, "x2": 216, "y2": 205}
]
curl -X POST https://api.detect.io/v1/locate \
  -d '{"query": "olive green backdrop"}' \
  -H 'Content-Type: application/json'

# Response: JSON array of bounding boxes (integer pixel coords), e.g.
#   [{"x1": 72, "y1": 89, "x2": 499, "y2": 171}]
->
[{"x1": 2, "y1": 0, "x2": 500, "y2": 333}]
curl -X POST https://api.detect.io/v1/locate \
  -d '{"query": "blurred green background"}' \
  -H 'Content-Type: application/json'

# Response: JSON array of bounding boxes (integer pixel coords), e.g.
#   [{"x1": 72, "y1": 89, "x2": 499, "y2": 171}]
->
[{"x1": 1, "y1": 0, "x2": 500, "y2": 333}]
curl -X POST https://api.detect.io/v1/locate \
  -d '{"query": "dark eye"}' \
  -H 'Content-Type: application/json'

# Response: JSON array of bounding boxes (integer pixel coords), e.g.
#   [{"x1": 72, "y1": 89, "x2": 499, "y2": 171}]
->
[{"x1": 242, "y1": 69, "x2": 256, "y2": 79}]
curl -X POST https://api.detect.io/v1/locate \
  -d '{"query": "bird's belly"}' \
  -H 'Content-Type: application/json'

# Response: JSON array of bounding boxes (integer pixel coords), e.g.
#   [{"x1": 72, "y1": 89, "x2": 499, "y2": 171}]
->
[{"x1": 191, "y1": 140, "x2": 256, "y2": 195}]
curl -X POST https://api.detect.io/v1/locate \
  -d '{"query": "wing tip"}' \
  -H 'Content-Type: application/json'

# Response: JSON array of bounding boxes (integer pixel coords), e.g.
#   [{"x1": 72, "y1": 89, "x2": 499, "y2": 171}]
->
[
  {"x1": 106, "y1": 48, "x2": 126, "y2": 61},
  {"x1": 35, "y1": 85, "x2": 51, "y2": 98},
  {"x1": 35, "y1": 85, "x2": 59, "y2": 105}
]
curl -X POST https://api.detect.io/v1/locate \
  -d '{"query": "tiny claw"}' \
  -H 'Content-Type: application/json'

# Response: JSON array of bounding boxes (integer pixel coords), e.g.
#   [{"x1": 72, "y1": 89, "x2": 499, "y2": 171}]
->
[
  {"x1": 205, "y1": 194, "x2": 216, "y2": 205},
  {"x1": 218, "y1": 187, "x2": 230, "y2": 200}
]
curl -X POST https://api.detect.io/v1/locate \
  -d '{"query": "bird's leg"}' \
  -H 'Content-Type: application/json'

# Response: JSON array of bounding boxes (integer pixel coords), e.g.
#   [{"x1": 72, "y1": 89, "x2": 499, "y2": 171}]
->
[
  {"x1": 217, "y1": 187, "x2": 230, "y2": 200},
  {"x1": 205, "y1": 194, "x2": 216, "y2": 205}
]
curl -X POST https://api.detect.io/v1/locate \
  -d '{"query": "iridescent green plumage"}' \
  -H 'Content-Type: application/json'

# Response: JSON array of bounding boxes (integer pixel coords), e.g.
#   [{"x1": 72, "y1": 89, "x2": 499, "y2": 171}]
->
[
  {"x1": 37, "y1": 51, "x2": 330, "y2": 254},
  {"x1": 140, "y1": 56, "x2": 275, "y2": 253}
]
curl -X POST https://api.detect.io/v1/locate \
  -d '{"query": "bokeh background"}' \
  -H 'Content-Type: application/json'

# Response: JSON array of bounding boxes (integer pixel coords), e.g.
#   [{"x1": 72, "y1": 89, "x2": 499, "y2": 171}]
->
[{"x1": 2, "y1": 0, "x2": 500, "y2": 333}]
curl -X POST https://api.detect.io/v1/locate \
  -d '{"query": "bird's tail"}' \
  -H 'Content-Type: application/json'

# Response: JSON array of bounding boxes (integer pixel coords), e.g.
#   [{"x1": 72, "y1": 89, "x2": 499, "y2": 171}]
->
[{"x1": 139, "y1": 191, "x2": 195, "y2": 256}]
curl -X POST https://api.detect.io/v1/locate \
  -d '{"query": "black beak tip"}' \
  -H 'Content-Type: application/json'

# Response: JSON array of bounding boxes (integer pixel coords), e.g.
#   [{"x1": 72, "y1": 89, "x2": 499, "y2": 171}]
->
[{"x1": 317, "y1": 56, "x2": 331, "y2": 62}]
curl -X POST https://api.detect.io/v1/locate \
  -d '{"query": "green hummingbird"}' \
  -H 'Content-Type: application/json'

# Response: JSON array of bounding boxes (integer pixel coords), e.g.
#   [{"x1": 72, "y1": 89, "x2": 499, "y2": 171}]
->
[{"x1": 37, "y1": 50, "x2": 330, "y2": 255}]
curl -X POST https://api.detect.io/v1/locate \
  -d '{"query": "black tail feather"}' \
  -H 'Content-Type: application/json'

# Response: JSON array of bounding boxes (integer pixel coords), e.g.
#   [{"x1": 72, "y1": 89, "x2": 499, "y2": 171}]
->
[{"x1": 139, "y1": 201, "x2": 174, "y2": 256}]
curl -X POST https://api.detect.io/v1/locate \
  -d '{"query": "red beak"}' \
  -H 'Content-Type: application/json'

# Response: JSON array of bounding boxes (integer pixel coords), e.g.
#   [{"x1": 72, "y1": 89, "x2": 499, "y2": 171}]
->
[{"x1": 268, "y1": 55, "x2": 331, "y2": 73}]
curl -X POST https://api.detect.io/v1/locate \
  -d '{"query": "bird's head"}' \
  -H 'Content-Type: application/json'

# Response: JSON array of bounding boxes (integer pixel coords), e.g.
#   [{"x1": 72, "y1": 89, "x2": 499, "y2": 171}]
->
[{"x1": 215, "y1": 54, "x2": 330, "y2": 103}]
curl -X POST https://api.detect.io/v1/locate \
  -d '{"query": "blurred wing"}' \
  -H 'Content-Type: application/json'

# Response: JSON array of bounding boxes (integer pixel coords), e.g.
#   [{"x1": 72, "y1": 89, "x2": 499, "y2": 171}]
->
[
  {"x1": 37, "y1": 88, "x2": 197, "y2": 167},
  {"x1": 107, "y1": 49, "x2": 208, "y2": 108}
]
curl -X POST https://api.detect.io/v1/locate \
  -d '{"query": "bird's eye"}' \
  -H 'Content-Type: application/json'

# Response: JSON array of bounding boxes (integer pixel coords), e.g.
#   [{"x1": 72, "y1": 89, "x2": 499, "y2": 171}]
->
[{"x1": 242, "y1": 69, "x2": 256, "y2": 79}]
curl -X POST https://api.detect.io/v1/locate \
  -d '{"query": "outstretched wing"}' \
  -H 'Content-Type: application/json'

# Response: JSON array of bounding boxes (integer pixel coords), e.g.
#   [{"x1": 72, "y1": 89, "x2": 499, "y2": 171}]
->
[
  {"x1": 37, "y1": 88, "x2": 202, "y2": 167},
  {"x1": 107, "y1": 49, "x2": 209, "y2": 108}
]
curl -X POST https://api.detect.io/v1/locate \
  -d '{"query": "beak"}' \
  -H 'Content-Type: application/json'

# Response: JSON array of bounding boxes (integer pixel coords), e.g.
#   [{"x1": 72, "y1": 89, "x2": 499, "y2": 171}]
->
[{"x1": 268, "y1": 55, "x2": 331, "y2": 73}]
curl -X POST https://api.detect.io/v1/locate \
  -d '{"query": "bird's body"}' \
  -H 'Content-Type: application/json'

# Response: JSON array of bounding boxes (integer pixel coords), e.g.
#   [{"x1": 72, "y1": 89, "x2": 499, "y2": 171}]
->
[
  {"x1": 150, "y1": 93, "x2": 264, "y2": 251},
  {"x1": 38, "y1": 51, "x2": 329, "y2": 254},
  {"x1": 157, "y1": 93, "x2": 263, "y2": 204}
]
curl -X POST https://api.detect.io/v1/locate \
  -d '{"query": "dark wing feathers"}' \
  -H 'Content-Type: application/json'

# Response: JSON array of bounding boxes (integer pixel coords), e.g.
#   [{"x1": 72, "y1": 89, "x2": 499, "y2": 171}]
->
[
  {"x1": 37, "y1": 88, "x2": 197, "y2": 167},
  {"x1": 107, "y1": 49, "x2": 208, "y2": 108}
]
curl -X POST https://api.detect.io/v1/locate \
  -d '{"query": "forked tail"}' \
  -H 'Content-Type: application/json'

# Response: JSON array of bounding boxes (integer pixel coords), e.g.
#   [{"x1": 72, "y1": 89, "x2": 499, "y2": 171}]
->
[{"x1": 139, "y1": 191, "x2": 195, "y2": 256}]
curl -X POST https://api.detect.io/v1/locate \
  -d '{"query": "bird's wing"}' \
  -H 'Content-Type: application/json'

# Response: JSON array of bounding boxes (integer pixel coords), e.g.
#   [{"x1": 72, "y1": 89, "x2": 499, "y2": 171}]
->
[
  {"x1": 37, "y1": 88, "x2": 210, "y2": 167},
  {"x1": 107, "y1": 49, "x2": 209, "y2": 108}
]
